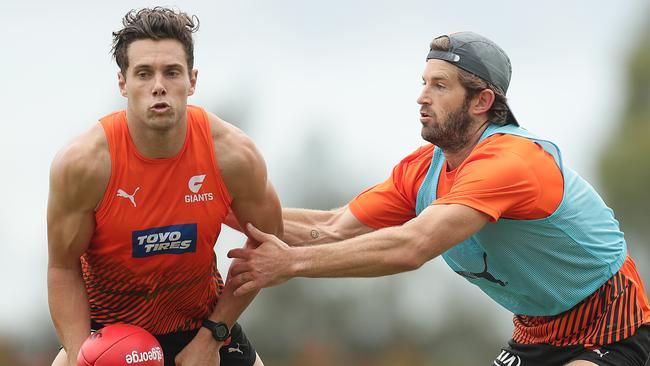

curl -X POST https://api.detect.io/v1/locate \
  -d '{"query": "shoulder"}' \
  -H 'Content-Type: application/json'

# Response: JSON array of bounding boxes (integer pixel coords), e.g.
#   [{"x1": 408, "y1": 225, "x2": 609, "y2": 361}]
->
[
  {"x1": 51, "y1": 123, "x2": 110, "y2": 180},
  {"x1": 472, "y1": 134, "x2": 547, "y2": 158},
  {"x1": 459, "y1": 133, "x2": 560, "y2": 190},
  {"x1": 206, "y1": 112, "x2": 262, "y2": 172},
  {"x1": 50, "y1": 123, "x2": 110, "y2": 209},
  {"x1": 463, "y1": 134, "x2": 537, "y2": 173},
  {"x1": 469, "y1": 134, "x2": 559, "y2": 170},
  {"x1": 205, "y1": 112, "x2": 267, "y2": 197},
  {"x1": 441, "y1": 133, "x2": 563, "y2": 220}
]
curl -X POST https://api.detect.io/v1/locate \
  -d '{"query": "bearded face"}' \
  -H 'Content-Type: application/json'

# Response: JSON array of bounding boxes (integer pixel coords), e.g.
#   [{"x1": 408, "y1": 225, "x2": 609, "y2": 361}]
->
[{"x1": 420, "y1": 97, "x2": 473, "y2": 153}]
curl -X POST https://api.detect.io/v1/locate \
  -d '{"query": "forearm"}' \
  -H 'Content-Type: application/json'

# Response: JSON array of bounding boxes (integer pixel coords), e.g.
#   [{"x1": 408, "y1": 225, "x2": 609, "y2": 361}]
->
[
  {"x1": 187, "y1": 277, "x2": 259, "y2": 357},
  {"x1": 284, "y1": 206, "x2": 369, "y2": 246},
  {"x1": 48, "y1": 266, "x2": 90, "y2": 359},
  {"x1": 283, "y1": 207, "x2": 337, "y2": 245},
  {"x1": 208, "y1": 276, "x2": 257, "y2": 328},
  {"x1": 291, "y1": 225, "x2": 427, "y2": 278}
]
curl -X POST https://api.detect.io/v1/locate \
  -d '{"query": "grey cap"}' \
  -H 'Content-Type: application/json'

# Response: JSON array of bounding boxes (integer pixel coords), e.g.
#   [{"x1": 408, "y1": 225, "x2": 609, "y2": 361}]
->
[{"x1": 426, "y1": 32, "x2": 518, "y2": 126}]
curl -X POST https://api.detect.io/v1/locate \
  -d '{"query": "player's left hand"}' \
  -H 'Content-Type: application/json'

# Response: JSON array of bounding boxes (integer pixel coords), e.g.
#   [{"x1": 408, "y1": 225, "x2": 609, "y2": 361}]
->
[
  {"x1": 227, "y1": 223, "x2": 295, "y2": 296},
  {"x1": 175, "y1": 330, "x2": 221, "y2": 366}
]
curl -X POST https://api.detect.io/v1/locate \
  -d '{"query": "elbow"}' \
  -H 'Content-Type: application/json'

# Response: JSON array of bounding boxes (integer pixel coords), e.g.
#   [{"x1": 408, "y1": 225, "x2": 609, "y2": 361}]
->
[
  {"x1": 392, "y1": 236, "x2": 434, "y2": 272},
  {"x1": 392, "y1": 257, "x2": 421, "y2": 272},
  {"x1": 397, "y1": 251, "x2": 429, "y2": 272}
]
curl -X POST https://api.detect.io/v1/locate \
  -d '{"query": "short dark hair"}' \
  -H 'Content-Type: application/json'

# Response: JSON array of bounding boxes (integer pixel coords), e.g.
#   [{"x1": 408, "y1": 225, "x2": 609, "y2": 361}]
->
[
  {"x1": 111, "y1": 7, "x2": 199, "y2": 76},
  {"x1": 429, "y1": 36, "x2": 509, "y2": 125}
]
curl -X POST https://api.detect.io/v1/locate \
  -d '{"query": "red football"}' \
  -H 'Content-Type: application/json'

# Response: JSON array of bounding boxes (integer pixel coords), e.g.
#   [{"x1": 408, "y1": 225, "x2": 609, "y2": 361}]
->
[{"x1": 77, "y1": 324, "x2": 164, "y2": 366}]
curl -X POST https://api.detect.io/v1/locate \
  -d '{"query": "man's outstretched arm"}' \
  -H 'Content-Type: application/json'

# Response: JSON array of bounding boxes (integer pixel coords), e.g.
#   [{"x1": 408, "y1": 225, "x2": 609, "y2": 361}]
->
[
  {"x1": 225, "y1": 205, "x2": 374, "y2": 246},
  {"x1": 228, "y1": 203, "x2": 489, "y2": 295}
]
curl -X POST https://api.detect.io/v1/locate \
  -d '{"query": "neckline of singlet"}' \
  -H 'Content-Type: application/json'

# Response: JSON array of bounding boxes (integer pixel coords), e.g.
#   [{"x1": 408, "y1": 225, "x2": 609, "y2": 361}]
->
[{"x1": 121, "y1": 110, "x2": 192, "y2": 164}]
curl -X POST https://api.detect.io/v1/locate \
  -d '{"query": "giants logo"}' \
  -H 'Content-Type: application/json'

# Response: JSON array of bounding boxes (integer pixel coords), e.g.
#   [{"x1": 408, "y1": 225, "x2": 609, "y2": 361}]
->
[
  {"x1": 185, "y1": 174, "x2": 214, "y2": 203},
  {"x1": 188, "y1": 175, "x2": 205, "y2": 193},
  {"x1": 132, "y1": 224, "x2": 197, "y2": 257}
]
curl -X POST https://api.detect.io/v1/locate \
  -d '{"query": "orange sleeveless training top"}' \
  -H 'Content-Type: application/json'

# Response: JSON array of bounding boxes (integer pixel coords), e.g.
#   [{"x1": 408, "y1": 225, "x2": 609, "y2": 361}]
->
[{"x1": 83, "y1": 105, "x2": 231, "y2": 335}]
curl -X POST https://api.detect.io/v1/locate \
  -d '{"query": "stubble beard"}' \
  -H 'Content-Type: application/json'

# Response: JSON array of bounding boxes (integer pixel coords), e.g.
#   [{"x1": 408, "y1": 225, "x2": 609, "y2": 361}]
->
[{"x1": 421, "y1": 99, "x2": 473, "y2": 153}]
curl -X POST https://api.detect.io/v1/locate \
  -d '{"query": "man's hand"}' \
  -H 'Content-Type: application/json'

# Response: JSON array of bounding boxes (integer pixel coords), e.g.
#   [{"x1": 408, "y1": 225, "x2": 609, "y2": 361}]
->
[
  {"x1": 228, "y1": 223, "x2": 296, "y2": 296},
  {"x1": 174, "y1": 329, "x2": 221, "y2": 366},
  {"x1": 68, "y1": 348, "x2": 82, "y2": 366},
  {"x1": 51, "y1": 348, "x2": 80, "y2": 366}
]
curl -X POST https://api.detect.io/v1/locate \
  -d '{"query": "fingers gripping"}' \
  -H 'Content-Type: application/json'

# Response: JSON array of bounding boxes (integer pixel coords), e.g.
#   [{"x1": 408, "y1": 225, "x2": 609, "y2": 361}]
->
[
  {"x1": 228, "y1": 223, "x2": 292, "y2": 296},
  {"x1": 233, "y1": 280, "x2": 258, "y2": 296},
  {"x1": 245, "y1": 223, "x2": 274, "y2": 243},
  {"x1": 227, "y1": 247, "x2": 251, "y2": 260},
  {"x1": 228, "y1": 261, "x2": 251, "y2": 276},
  {"x1": 230, "y1": 272, "x2": 253, "y2": 291}
]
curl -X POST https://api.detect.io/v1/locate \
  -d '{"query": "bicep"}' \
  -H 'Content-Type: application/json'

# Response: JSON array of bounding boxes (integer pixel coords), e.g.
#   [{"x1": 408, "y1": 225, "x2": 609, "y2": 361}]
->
[
  {"x1": 47, "y1": 154, "x2": 100, "y2": 269},
  {"x1": 331, "y1": 206, "x2": 374, "y2": 239},
  {"x1": 230, "y1": 180, "x2": 283, "y2": 238},
  {"x1": 47, "y1": 202, "x2": 96, "y2": 273},
  {"x1": 47, "y1": 204, "x2": 95, "y2": 269}
]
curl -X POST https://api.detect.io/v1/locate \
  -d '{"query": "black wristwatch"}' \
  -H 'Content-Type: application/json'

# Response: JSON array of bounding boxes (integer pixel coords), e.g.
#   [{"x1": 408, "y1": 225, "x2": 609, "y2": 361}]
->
[{"x1": 202, "y1": 320, "x2": 230, "y2": 342}]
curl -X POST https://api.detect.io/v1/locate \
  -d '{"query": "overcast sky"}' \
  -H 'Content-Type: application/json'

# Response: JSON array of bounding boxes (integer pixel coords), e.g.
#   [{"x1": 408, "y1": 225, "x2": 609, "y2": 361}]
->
[{"x1": 0, "y1": 0, "x2": 647, "y2": 341}]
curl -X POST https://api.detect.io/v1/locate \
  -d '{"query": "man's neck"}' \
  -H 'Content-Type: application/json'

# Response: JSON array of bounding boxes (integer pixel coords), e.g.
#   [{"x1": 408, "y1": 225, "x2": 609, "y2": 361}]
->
[
  {"x1": 126, "y1": 112, "x2": 188, "y2": 159},
  {"x1": 442, "y1": 121, "x2": 490, "y2": 171}
]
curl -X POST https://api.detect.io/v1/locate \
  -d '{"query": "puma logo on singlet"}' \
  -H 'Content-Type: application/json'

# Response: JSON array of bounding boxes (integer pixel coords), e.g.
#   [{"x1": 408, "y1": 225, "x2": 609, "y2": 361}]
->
[
  {"x1": 227, "y1": 343, "x2": 243, "y2": 354},
  {"x1": 593, "y1": 349, "x2": 609, "y2": 358},
  {"x1": 455, "y1": 252, "x2": 508, "y2": 287},
  {"x1": 493, "y1": 350, "x2": 521, "y2": 366},
  {"x1": 117, "y1": 187, "x2": 140, "y2": 207}
]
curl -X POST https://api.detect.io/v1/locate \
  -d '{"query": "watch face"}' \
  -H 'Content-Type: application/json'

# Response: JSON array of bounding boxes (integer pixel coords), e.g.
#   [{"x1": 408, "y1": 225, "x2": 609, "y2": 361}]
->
[
  {"x1": 203, "y1": 320, "x2": 230, "y2": 341},
  {"x1": 215, "y1": 324, "x2": 229, "y2": 339}
]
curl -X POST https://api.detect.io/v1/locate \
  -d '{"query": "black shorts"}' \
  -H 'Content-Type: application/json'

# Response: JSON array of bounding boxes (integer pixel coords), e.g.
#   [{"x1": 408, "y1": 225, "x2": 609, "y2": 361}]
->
[
  {"x1": 91, "y1": 321, "x2": 257, "y2": 366},
  {"x1": 492, "y1": 324, "x2": 650, "y2": 366}
]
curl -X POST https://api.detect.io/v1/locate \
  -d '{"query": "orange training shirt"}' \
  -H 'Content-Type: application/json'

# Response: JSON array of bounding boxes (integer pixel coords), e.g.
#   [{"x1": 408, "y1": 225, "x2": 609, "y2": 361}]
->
[
  {"x1": 349, "y1": 134, "x2": 564, "y2": 226},
  {"x1": 83, "y1": 105, "x2": 232, "y2": 335}
]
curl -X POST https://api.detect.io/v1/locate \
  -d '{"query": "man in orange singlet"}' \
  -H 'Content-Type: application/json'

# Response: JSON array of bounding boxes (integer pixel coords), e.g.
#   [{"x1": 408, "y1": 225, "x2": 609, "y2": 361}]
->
[
  {"x1": 47, "y1": 7, "x2": 281, "y2": 366},
  {"x1": 227, "y1": 32, "x2": 650, "y2": 365}
]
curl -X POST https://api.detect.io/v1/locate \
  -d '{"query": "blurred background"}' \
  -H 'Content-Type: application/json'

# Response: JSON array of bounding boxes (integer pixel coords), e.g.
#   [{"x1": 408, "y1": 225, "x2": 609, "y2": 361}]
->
[{"x1": 1, "y1": 1, "x2": 649, "y2": 365}]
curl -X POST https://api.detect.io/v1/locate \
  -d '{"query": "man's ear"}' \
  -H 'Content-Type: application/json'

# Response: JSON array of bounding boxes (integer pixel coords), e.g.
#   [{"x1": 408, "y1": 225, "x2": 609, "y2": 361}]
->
[
  {"x1": 471, "y1": 88, "x2": 495, "y2": 116},
  {"x1": 118, "y1": 71, "x2": 127, "y2": 97},
  {"x1": 188, "y1": 69, "x2": 198, "y2": 96}
]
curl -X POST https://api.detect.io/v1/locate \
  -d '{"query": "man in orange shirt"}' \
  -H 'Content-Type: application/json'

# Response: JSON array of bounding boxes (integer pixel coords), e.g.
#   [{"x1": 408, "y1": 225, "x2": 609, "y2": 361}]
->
[
  {"x1": 47, "y1": 7, "x2": 281, "y2": 366},
  {"x1": 227, "y1": 32, "x2": 650, "y2": 365}
]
